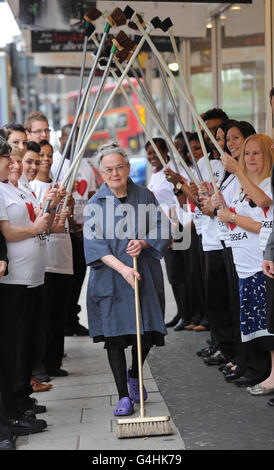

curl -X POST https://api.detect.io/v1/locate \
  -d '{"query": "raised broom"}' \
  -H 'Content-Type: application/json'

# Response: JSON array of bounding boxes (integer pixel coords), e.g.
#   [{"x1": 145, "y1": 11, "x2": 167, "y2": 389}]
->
[{"x1": 116, "y1": 256, "x2": 173, "y2": 439}]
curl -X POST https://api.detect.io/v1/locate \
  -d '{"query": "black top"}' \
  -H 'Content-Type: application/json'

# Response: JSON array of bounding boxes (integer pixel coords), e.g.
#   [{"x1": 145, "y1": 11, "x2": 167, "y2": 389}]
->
[
  {"x1": 118, "y1": 196, "x2": 127, "y2": 204},
  {"x1": 0, "y1": 231, "x2": 8, "y2": 275}
]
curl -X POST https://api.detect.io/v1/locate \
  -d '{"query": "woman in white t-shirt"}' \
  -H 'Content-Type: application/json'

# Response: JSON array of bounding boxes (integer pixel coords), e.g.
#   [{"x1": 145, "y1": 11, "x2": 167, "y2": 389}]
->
[
  {"x1": 0, "y1": 143, "x2": 57, "y2": 417},
  {"x1": 20, "y1": 141, "x2": 41, "y2": 193},
  {"x1": 164, "y1": 132, "x2": 208, "y2": 331},
  {"x1": 0, "y1": 139, "x2": 10, "y2": 278},
  {"x1": 30, "y1": 140, "x2": 73, "y2": 377},
  {"x1": 1, "y1": 123, "x2": 31, "y2": 194},
  {"x1": 145, "y1": 137, "x2": 190, "y2": 331},
  {"x1": 217, "y1": 133, "x2": 274, "y2": 391},
  {"x1": 0, "y1": 137, "x2": 46, "y2": 434},
  {"x1": 1, "y1": 122, "x2": 28, "y2": 157}
]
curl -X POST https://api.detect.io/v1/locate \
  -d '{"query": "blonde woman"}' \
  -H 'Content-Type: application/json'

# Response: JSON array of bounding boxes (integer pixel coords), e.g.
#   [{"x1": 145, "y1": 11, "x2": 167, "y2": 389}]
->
[{"x1": 217, "y1": 134, "x2": 274, "y2": 389}]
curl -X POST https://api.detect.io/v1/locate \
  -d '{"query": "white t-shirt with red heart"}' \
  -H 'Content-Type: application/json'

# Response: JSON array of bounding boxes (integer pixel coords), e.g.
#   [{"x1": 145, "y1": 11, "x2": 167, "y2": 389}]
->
[
  {"x1": 51, "y1": 151, "x2": 96, "y2": 226},
  {"x1": 198, "y1": 157, "x2": 226, "y2": 251},
  {"x1": 228, "y1": 177, "x2": 271, "y2": 278},
  {"x1": 30, "y1": 179, "x2": 73, "y2": 275},
  {"x1": 0, "y1": 181, "x2": 47, "y2": 287},
  {"x1": 147, "y1": 165, "x2": 177, "y2": 218},
  {"x1": 216, "y1": 173, "x2": 239, "y2": 247},
  {"x1": 180, "y1": 163, "x2": 204, "y2": 236},
  {"x1": 168, "y1": 160, "x2": 193, "y2": 228}
]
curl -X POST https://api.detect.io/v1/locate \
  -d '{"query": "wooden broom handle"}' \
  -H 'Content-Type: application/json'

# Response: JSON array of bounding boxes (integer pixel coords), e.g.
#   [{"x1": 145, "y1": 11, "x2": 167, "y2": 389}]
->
[{"x1": 133, "y1": 256, "x2": 146, "y2": 418}]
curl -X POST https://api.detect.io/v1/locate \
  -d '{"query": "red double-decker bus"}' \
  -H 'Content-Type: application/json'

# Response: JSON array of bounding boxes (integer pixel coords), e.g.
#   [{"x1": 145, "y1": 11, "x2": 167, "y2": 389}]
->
[{"x1": 67, "y1": 78, "x2": 146, "y2": 157}]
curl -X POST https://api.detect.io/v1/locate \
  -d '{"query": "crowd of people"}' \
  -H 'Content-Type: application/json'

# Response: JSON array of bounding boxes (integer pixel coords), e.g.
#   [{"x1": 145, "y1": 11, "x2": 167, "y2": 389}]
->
[
  {"x1": 144, "y1": 102, "x2": 274, "y2": 401},
  {"x1": 0, "y1": 112, "x2": 96, "y2": 449},
  {"x1": 0, "y1": 91, "x2": 273, "y2": 448}
]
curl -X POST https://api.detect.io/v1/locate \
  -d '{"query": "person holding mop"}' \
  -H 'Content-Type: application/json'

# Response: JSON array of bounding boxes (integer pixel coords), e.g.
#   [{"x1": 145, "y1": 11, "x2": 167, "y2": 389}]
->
[{"x1": 84, "y1": 142, "x2": 171, "y2": 417}]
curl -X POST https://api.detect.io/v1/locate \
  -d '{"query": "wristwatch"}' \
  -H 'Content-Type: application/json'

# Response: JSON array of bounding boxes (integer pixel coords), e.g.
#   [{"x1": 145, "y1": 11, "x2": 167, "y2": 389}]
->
[
  {"x1": 173, "y1": 181, "x2": 183, "y2": 196},
  {"x1": 230, "y1": 213, "x2": 236, "y2": 224}
]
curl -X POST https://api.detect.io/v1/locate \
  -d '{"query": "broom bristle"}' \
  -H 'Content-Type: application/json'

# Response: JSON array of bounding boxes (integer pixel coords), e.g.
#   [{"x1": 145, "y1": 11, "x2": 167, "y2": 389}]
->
[
  {"x1": 128, "y1": 14, "x2": 145, "y2": 30},
  {"x1": 135, "y1": 13, "x2": 146, "y2": 27},
  {"x1": 83, "y1": 22, "x2": 95, "y2": 37},
  {"x1": 115, "y1": 31, "x2": 136, "y2": 51},
  {"x1": 84, "y1": 7, "x2": 102, "y2": 22},
  {"x1": 116, "y1": 47, "x2": 132, "y2": 64},
  {"x1": 100, "y1": 45, "x2": 112, "y2": 60},
  {"x1": 150, "y1": 16, "x2": 162, "y2": 29},
  {"x1": 108, "y1": 8, "x2": 127, "y2": 27},
  {"x1": 161, "y1": 17, "x2": 173, "y2": 32},
  {"x1": 124, "y1": 6, "x2": 134, "y2": 20},
  {"x1": 115, "y1": 31, "x2": 131, "y2": 49},
  {"x1": 116, "y1": 419, "x2": 173, "y2": 439},
  {"x1": 128, "y1": 20, "x2": 139, "y2": 30}
]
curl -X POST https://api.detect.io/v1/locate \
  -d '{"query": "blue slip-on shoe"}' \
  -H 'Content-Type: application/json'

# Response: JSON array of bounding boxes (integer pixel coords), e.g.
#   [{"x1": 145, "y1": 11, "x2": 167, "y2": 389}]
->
[
  {"x1": 113, "y1": 397, "x2": 134, "y2": 416},
  {"x1": 127, "y1": 368, "x2": 147, "y2": 403}
]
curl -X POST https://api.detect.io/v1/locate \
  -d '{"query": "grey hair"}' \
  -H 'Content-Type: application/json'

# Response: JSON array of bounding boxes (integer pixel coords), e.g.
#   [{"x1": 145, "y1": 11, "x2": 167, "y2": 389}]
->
[
  {"x1": 10, "y1": 144, "x2": 23, "y2": 157},
  {"x1": 96, "y1": 141, "x2": 129, "y2": 168}
]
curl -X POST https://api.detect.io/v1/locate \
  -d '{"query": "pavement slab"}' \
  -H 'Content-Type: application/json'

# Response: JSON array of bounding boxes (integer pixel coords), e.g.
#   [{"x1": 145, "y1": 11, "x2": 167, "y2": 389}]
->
[{"x1": 16, "y1": 335, "x2": 184, "y2": 451}]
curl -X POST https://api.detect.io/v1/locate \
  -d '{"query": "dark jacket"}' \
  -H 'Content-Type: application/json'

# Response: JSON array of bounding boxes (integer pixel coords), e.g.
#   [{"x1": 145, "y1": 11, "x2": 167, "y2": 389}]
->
[
  {"x1": 84, "y1": 178, "x2": 171, "y2": 339},
  {"x1": 264, "y1": 165, "x2": 274, "y2": 261}
]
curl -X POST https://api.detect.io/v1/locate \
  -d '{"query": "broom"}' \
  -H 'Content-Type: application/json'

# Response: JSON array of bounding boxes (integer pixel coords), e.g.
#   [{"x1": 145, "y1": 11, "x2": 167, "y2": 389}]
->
[{"x1": 116, "y1": 256, "x2": 173, "y2": 439}]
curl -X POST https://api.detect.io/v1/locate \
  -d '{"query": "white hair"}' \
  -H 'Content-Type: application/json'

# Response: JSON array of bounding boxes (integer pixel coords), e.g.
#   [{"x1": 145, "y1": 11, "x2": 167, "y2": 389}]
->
[
  {"x1": 10, "y1": 144, "x2": 23, "y2": 158},
  {"x1": 96, "y1": 141, "x2": 129, "y2": 168}
]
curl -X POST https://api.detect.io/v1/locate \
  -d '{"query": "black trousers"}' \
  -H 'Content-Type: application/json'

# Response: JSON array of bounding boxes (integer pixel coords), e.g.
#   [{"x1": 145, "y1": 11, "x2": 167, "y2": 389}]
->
[
  {"x1": 240, "y1": 338, "x2": 271, "y2": 381},
  {"x1": 0, "y1": 386, "x2": 12, "y2": 439},
  {"x1": 204, "y1": 249, "x2": 235, "y2": 358},
  {"x1": 189, "y1": 228, "x2": 207, "y2": 326},
  {"x1": 66, "y1": 232, "x2": 86, "y2": 329},
  {"x1": 32, "y1": 284, "x2": 48, "y2": 377},
  {"x1": 164, "y1": 246, "x2": 188, "y2": 322},
  {"x1": 0, "y1": 364, "x2": 20, "y2": 427},
  {"x1": 0, "y1": 284, "x2": 37, "y2": 415},
  {"x1": 44, "y1": 272, "x2": 73, "y2": 371},
  {"x1": 221, "y1": 245, "x2": 243, "y2": 365}
]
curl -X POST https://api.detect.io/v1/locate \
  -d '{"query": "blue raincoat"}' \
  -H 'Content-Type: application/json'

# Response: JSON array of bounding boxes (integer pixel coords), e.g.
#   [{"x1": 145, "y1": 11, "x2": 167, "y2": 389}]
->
[{"x1": 83, "y1": 178, "x2": 171, "y2": 340}]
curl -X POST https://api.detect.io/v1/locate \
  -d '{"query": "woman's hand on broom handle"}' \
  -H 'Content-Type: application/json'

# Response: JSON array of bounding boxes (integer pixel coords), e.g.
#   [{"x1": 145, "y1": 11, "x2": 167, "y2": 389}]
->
[
  {"x1": 126, "y1": 239, "x2": 149, "y2": 258},
  {"x1": 101, "y1": 253, "x2": 141, "y2": 290},
  {"x1": 121, "y1": 265, "x2": 141, "y2": 289}
]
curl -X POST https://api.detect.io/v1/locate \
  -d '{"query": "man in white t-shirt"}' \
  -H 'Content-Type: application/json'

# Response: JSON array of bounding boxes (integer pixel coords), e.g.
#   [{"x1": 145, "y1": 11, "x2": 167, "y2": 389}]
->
[
  {"x1": 51, "y1": 124, "x2": 96, "y2": 336},
  {"x1": 24, "y1": 111, "x2": 51, "y2": 145}
]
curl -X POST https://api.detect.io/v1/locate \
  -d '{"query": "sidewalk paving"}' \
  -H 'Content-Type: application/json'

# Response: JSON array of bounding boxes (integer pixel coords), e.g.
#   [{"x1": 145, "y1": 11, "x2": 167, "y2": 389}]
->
[
  {"x1": 16, "y1": 269, "x2": 184, "y2": 451},
  {"x1": 16, "y1": 336, "x2": 184, "y2": 451}
]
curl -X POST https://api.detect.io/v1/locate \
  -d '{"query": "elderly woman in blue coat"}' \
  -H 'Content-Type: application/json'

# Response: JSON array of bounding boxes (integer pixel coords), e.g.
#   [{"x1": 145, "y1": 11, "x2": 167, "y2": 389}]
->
[{"x1": 84, "y1": 142, "x2": 171, "y2": 416}]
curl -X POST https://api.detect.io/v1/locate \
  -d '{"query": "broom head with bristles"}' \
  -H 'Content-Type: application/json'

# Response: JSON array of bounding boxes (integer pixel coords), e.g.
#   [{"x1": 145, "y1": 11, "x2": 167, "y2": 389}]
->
[
  {"x1": 107, "y1": 8, "x2": 127, "y2": 27},
  {"x1": 84, "y1": 7, "x2": 102, "y2": 23},
  {"x1": 150, "y1": 16, "x2": 162, "y2": 30},
  {"x1": 116, "y1": 47, "x2": 132, "y2": 64},
  {"x1": 123, "y1": 6, "x2": 134, "y2": 20},
  {"x1": 128, "y1": 13, "x2": 145, "y2": 31},
  {"x1": 116, "y1": 415, "x2": 173, "y2": 439},
  {"x1": 116, "y1": 31, "x2": 133, "y2": 49},
  {"x1": 83, "y1": 22, "x2": 95, "y2": 38},
  {"x1": 161, "y1": 17, "x2": 173, "y2": 32}
]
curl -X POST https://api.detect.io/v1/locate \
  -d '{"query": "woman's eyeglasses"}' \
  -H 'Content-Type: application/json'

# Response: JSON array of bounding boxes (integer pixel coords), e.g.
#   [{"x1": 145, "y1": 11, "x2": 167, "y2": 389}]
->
[{"x1": 102, "y1": 164, "x2": 128, "y2": 175}]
